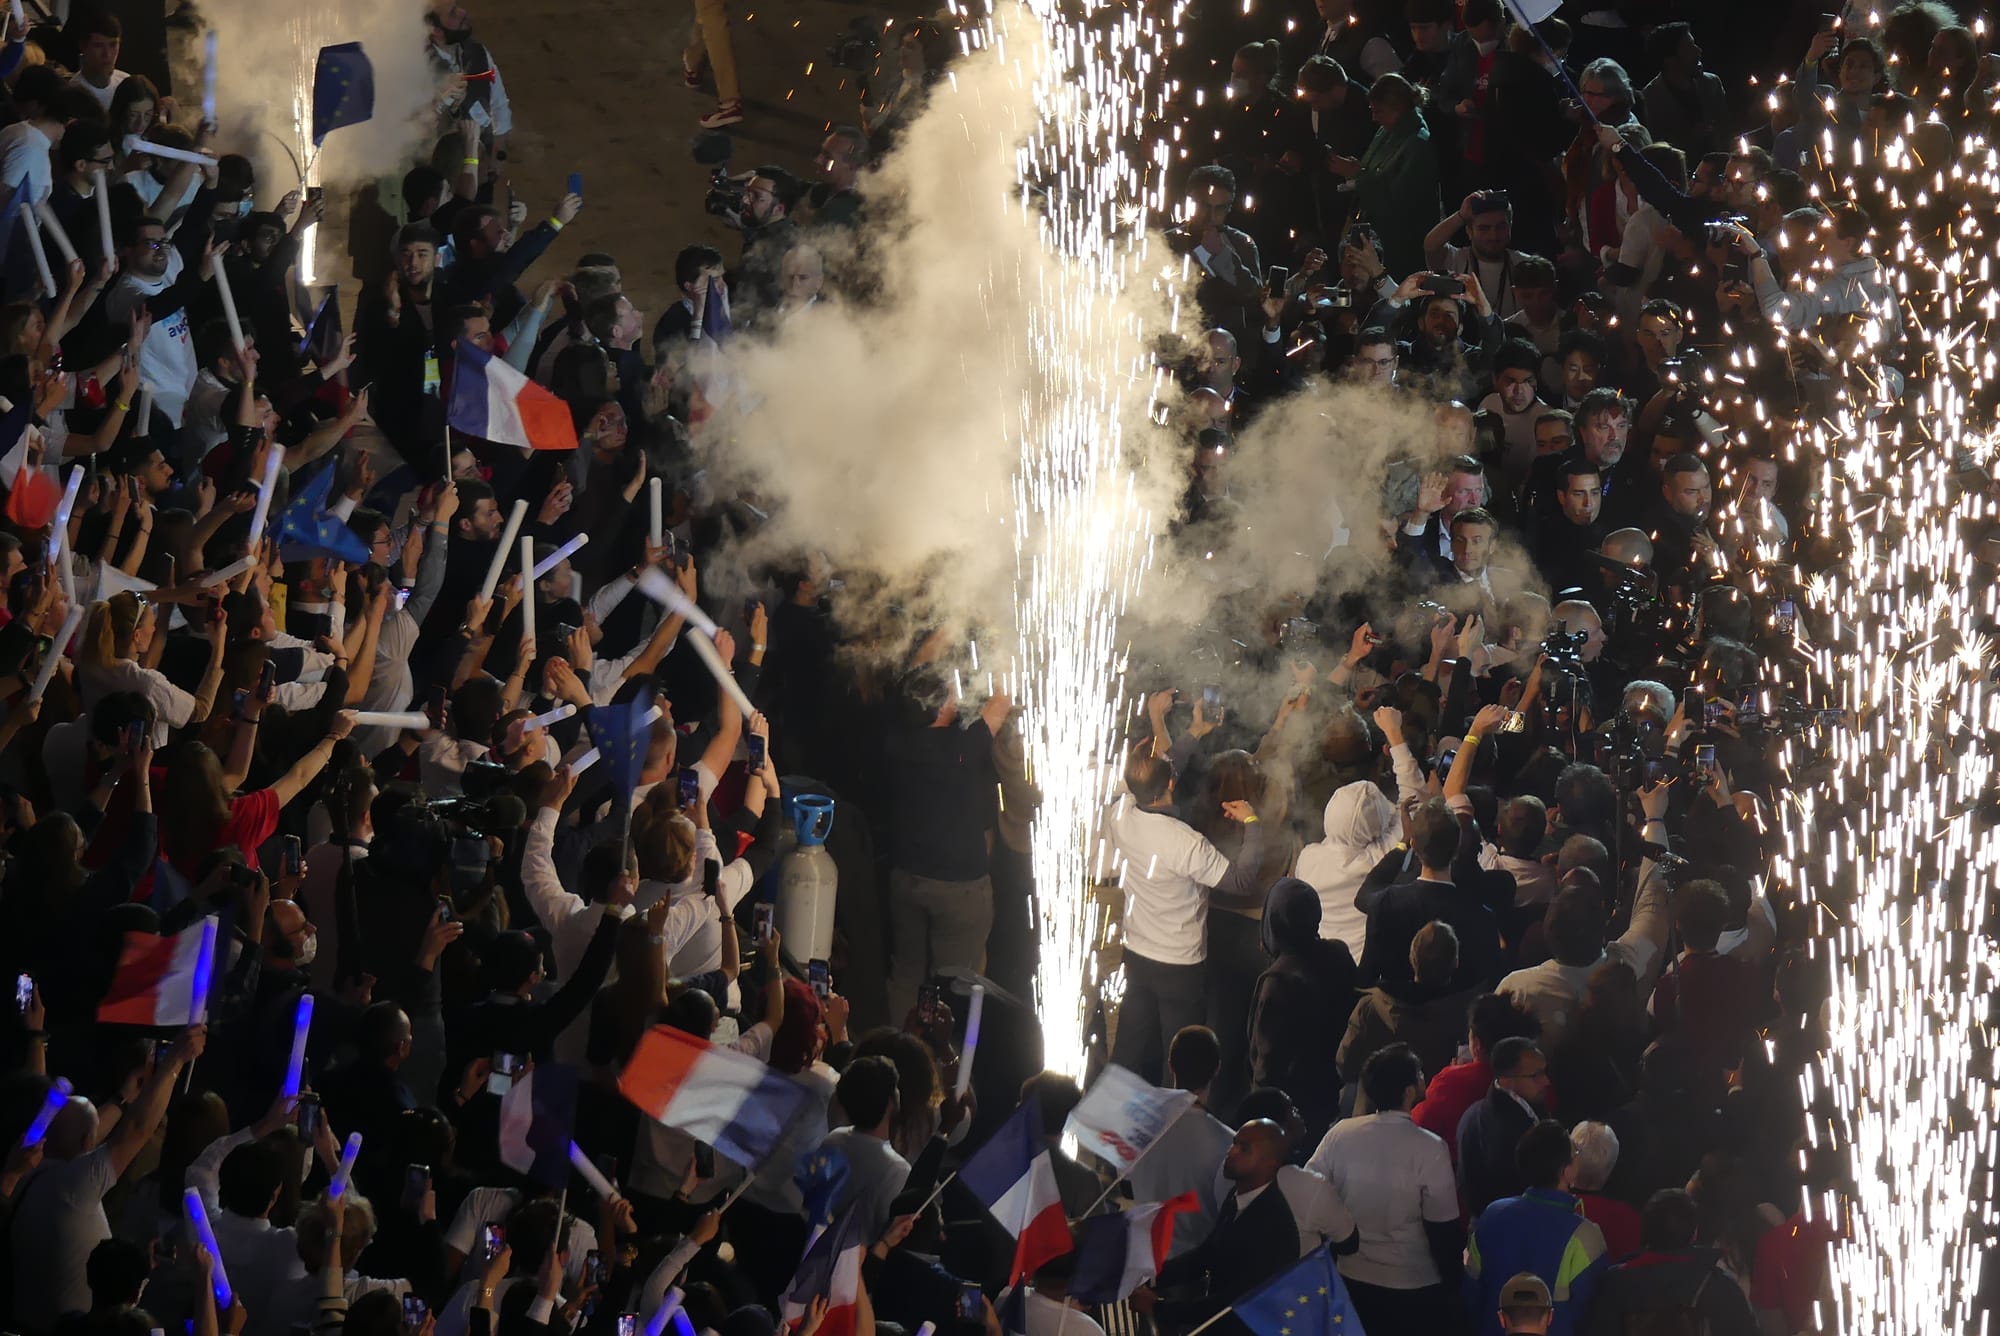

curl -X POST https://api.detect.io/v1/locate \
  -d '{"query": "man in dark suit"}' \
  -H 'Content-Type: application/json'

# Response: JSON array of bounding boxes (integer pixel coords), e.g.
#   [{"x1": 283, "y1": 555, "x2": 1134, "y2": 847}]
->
[
  {"x1": 1133, "y1": 1120, "x2": 1301, "y2": 1333},
  {"x1": 1357, "y1": 798, "x2": 1502, "y2": 992},
  {"x1": 1454, "y1": 1036, "x2": 1550, "y2": 1219}
]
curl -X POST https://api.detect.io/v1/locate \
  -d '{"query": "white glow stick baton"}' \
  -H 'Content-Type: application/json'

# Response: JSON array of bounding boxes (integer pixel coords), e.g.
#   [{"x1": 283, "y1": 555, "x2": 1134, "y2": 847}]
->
[
  {"x1": 955, "y1": 984, "x2": 985, "y2": 1097},
  {"x1": 209, "y1": 250, "x2": 245, "y2": 356},
  {"x1": 199, "y1": 555, "x2": 256, "y2": 588},
  {"x1": 643, "y1": 1287, "x2": 685, "y2": 1336},
  {"x1": 92, "y1": 167, "x2": 112, "y2": 260},
  {"x1": 246, "y1": 448, "x2": 282, "y2": 550},
  {"x1": 21, "y1": 1078, "x2": 71, "y2": 1146},
  {"x1": 477, "y1": 498, "x2": 528, "y2": 600},
  {"x1": 530, "y1": 703, "x2": 576, "y2": 728},
  {"x1": 348, "y1": 711, "x2": 432, "y2": 731},
  {"x1": 53, "y1": 464, "x2": 83, "y2": 534},
  {"x1": 568, "y1": 1142, "x2": 618, "y2": 1198},
  {"x1": 189, "y1": 917, "x2": 219, "y2": 1024},
  {"x1": 202, "y1": 32, "x2": 218, "y2": 122},
  {"x1": 530, "y1": 532, "x2": 586, "y2": 580},
  {"x1": 137, "y1": 141, "x2": 216, "y2": 167},
  {"x1": 328, "y1": 1132, "x2": 362, "y2": 1197},
  {"x1": 569, "y1": 747, "x2": 600, "y2": 776},
  {"x1": 8, "y1": 0, "x2": 24, "y2": 40},
  {"x1": 281, "y1": 993, "x2": 313, "y2": 1097},
  {"x1": 648, "y1": 477, "x2": 662, "y2": 548},
  {"x1": 19, "y1": 205, "x2": 52, "y2": 296},
  {"x1": 520, "y1": 536, "x2": 535, "y2": 646},
  {"x1": 634, "y1": 568, "x2": 755, "y2": 717},
  {"x1": 28, "y1": 606, "x2": 82, "y2": 701},
  {"x1": 183, "y1": 1188, "x2": 234, "y2": 1307},
  {"x1": 34, "y1": 201, "x2": 75, "y2": 266}
]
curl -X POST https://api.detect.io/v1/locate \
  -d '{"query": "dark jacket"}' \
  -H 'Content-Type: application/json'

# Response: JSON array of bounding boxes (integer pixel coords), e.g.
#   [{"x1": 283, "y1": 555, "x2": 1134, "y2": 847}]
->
[
  {"x1": 1155, "y1": 1178, "x2": 1302, "y2": 1330},
  {"x1": 1356, "y1": 875, "x2": 1501, "y2": 991},
  {"x1": 1455, "y1": 1085, "x2": 1538, "y2": 1218},
  {"x1": 1585, "y1": 1248, "x2": 1758, "y2": 1336},
  {"x1": 1248, "y1": 877, "x2": 1355, "y2": 1134},
  {"x1": 883, "y1": 718, "x2": 998, "y2": 882},
  {"x1": 1339, "y1": 979, "x2": 1482, "y2": 1111},
  {"x1": 1351, "y1": 110, "x2": 1440, "y2": 276}
]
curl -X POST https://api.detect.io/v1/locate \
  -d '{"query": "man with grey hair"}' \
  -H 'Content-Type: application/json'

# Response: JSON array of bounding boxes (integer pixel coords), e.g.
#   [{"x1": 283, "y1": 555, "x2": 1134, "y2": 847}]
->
[{"x1": 1569, "y1": 1121, "x2": 1641, "y2": 1260}]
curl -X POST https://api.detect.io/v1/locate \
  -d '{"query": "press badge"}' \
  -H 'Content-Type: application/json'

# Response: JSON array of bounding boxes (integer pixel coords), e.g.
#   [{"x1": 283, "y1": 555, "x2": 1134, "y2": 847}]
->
[{"x1": 423, "y1": 353, "x2": 441, "y2": 396}]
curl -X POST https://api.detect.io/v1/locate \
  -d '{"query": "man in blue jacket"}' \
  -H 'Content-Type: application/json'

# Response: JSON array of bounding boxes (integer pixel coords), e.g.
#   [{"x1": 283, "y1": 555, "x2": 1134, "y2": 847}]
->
[{"x1": 1466, "y1": 1120, "x2": 1607, "y2": 1336}]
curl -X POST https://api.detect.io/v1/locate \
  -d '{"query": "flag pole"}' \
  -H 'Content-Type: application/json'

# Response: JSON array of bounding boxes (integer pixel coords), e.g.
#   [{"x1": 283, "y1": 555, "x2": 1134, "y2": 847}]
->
[
  {"x1": 1074, "y1": 1101, "x2": 1194, "y2": 1222},
  {"x1": 1182, "y1": 1307, "x2": 1234, "y2": 1336},
  {"x1": 912, "y1": 1171, "x2": 956, "y2": 1216}
]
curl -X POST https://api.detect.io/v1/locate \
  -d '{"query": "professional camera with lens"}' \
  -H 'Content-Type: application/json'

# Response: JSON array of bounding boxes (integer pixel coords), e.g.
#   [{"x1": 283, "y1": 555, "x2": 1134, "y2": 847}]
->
[
  {"x1": 1540, "y1": 624, "x2": 1591, "y2": 666},
  {"x1": 704, "y1": 166, "x2": 746, "y2": 218}
]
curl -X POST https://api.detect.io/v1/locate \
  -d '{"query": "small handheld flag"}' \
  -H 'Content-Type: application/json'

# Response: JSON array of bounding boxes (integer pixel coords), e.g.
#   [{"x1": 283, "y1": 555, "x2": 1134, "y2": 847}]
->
[{"x1": 312, "y1": 43, "x2": 375, "y2": 145}]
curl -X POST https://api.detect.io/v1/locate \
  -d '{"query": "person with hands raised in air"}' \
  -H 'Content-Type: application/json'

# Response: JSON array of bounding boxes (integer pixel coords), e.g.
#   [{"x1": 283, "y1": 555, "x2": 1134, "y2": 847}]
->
[
  {"x1": 12, "y1": 1023, "x2": 207, "y2": 1329},
  {"x1": 1105, "y1": 687, "x2": 1272, "y2": 1083}
]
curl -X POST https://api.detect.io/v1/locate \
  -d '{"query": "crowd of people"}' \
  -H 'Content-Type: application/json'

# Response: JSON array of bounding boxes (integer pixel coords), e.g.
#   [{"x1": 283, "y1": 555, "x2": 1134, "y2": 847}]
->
[{"x1": 0, "y1": 0, "x2": 1982, "y2": 1334}]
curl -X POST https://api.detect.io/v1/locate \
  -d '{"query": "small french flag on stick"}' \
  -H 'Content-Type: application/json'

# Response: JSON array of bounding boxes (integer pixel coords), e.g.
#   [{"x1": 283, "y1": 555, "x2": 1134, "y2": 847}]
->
[
  {"x1": 448, "y1": 339, "x2": 579, "y2": 452},
  {"x1": 958, "y1": 1100, "x2": 1073, "y2": 1284},
  {"x1": 96, "y1": 918, "x2": 217, "y2": 1027}
]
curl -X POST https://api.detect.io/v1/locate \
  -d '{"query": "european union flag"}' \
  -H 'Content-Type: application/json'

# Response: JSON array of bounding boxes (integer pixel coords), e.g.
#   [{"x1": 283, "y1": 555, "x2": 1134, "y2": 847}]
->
[
  {"x1": 1235, "y1": 1247, "x2": 1366, "y2": 1336},
  {"x1": 312, "y1": 42, "x2": 375, "y2": 146},
  {"x1": 794, "y1": 1143, "x2": 849, "y2": 1237},
  {"x1": 585, "y1": 690, "x2": 657, "y2": 799},
  {"x1": 277, "y1": 456, "x2": 369, "y2": 564}
]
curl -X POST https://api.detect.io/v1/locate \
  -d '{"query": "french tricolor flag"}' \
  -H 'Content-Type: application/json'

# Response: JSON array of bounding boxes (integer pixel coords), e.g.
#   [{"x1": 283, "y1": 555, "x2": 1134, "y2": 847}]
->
[
  {"x1": 447, "y1": 338, "x2": 579, "y2": 453},
  {"x1": 97, "y1": 917, "x2": 218, "y2": 1026},
  {"x1": 618, "y1": 1024, "x2": 813, "y2": 1170},
  {"x1": 780, "y1": 1202, "x2": 866, "y2": 1336},
  {"x1": 960, "y1": 1100, "x2": 1073, "y2": 1284},
  {"x1": 1068, "y1": 1192, "x2": 1200, "y2": 1304}
]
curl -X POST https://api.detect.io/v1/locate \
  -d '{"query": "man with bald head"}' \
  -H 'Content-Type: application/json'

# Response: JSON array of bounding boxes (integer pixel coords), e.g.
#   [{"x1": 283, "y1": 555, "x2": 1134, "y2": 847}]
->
[
  {"x1": 13, "y1": 1027, "x2": 207, "y2": 1327},
  {"x1": 1135, "y1": 1120, "x2": 1321, "y2": 1327}
]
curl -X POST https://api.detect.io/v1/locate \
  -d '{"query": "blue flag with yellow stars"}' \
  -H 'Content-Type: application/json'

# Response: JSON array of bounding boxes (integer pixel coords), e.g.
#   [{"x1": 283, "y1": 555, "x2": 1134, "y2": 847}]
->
[
  {"x1": 1235, "y1": 1246, "x2": 1366, "y2": 1336},
  {"x1": 312, "y1": 42, "x2": 374, "y2": 145},
  {"x1": 277, "y1": 456, "x2": 370, "y2": 565},
  {"x1": 794, "y1": 1143, "x2": 850, "y2": 1236}
]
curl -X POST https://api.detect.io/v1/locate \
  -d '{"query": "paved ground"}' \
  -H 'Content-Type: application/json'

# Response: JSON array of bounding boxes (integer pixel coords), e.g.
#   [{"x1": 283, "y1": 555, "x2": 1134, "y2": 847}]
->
[{"x1": 474, "y1": 0, "x2": 918, "y2": 315}]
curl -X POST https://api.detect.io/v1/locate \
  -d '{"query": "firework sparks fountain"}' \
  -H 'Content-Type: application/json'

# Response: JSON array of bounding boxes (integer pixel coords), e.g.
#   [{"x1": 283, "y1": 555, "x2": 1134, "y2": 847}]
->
[
  {"x1": 938, "y1": 0, "x2": 1183, "y2": 1077},
  {"x1": 1757, "y1": 104, "x2": 2000, "y2": 1333}
]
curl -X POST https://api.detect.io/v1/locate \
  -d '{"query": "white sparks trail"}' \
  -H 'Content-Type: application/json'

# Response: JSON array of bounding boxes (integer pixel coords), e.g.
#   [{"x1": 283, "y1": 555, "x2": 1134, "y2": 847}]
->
[
  {"x1": 1766, "y1": 109, "x2": 2000, "y2": 1332},
  {"x1": 947, "y1": 0, "x2": 1181, "y2": 1075}
]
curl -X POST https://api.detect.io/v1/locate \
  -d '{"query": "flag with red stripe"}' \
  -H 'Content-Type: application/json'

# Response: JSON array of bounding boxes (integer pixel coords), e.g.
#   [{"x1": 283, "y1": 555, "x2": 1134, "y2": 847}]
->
[
  {"x1": 97, "y1": 919, "x2": 214, "y2": 1025},
  {"x1": 779, "y1": 1201, "x2": 865, "y2": 1336},
  {"x1": 959, "y1": 1100, "x2": 1073, "y2": 1284},
  {"x1": 1069, "y1": 1192, "x2": 1201, "y2": 1303}
]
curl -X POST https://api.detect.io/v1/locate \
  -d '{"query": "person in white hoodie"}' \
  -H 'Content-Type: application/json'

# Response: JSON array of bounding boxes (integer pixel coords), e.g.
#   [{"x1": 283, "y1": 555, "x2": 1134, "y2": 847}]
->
[{"x1": 1295, "y1": 706, "x2": 1427, "y2": 959}]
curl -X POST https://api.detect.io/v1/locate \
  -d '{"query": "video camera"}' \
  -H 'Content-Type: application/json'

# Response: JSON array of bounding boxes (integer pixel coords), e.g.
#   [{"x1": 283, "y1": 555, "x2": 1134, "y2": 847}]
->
[
  {"x1": 375, "y1": 785, "x2": 525, "y2": 894},
  {"x1": 693, "y1": 131, "x2": 747, "y2": 219}
]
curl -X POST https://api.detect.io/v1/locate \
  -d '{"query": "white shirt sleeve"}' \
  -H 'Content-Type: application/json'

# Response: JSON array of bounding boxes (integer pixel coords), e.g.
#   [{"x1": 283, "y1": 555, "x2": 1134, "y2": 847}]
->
[
  {"x1": 522, "y1": 807, "x2": 590, "y2": 930},
  {"x1": 1182, "y1": 827, "x2": 1233, "y2": 888},
  {"x1": 1417, "y1": 1139, "x2": 1459, "y2": 1223}
]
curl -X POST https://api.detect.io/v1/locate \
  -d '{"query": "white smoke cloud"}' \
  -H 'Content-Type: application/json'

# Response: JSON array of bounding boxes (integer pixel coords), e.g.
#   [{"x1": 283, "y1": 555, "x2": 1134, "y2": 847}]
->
[{"x1": 198, "y1": 0, "x2": 439, "y2": 191}]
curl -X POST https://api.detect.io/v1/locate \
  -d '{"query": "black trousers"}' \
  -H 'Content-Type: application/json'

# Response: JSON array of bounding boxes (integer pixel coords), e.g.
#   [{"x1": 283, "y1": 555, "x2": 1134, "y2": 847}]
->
[{"x1": 1112, "y1": 951, "x2": 1207, "y2": 1085}]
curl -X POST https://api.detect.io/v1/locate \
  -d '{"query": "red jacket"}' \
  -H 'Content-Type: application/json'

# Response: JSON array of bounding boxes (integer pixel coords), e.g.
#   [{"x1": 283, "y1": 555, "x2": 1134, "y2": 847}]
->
[{"x1": 1413, "y1": 1057, "x2": 1489, "y2": 1161}]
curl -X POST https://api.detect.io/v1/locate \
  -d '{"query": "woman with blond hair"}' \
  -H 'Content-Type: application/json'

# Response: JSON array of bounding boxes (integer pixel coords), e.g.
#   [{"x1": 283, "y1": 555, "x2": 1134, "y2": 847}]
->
[{"x1": 77, "y1": 590, "x2": 228, "y2": 748}]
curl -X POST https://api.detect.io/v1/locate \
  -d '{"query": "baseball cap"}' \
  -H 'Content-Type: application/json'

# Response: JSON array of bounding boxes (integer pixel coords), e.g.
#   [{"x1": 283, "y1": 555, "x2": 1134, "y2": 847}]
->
[{"x1": 1500, "y1": 1274, "x2": 1553, "y2": 1310}]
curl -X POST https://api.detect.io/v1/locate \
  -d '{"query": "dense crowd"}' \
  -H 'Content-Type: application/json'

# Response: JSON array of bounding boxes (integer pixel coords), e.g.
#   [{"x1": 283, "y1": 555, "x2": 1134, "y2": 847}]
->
[{"x1": 0, "y1": 0, "x2": 1979, "y2": 1334}]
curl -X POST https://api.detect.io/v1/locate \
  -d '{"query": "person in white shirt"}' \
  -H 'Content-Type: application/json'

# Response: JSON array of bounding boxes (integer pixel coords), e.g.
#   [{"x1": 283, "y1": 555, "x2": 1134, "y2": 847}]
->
[
  {"x1": 76, "y1": 589, "x2": 227, "y2": 748},
  {"x1": 69, "y1": 11, "x2": 130, "y2": 111},
  {"x1": 1108, "y1": 691, "x2": 1270, "y2": 1085},
  {"x1": 0, "y1": 67, "x2": 67, "y2": 221},
  {"x1": 1479, "y1": 341, "x2": 1550, "y2": 486},
  {"x1": 103, "y1": 216, "x2": 207, "y2": 429},
  {"x1": 1306, "y1": 1044, "x2": 1464, "y2": 1335}
]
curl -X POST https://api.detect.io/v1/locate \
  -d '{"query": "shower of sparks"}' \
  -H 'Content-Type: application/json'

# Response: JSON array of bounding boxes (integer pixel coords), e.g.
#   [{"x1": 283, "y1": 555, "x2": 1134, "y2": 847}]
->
[
  {"x1": 1758, "y1": 82, "x2": 2000, "y2": 1332},
  {"x1": 286, "y1": 12, "x2": 329, "y2": 283},
  {"x1": 943, "y1": 0, "x2": 1182, "y2": 1076}
]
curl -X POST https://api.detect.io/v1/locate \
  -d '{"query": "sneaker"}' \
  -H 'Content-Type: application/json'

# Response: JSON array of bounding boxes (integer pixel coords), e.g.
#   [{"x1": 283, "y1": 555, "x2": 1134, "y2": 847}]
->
[
  {"x1": 698, "y1": 100, "x2": 744, "y2": 128},
  {"x1": 683, "y1": 61, "x2": 704, "y2": 88}
]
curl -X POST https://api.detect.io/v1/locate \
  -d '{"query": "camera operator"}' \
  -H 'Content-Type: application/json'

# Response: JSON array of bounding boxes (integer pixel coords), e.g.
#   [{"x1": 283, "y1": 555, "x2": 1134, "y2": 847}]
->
[{"x1": 716, "y1": 165, "x2": 803, "y2": 318}]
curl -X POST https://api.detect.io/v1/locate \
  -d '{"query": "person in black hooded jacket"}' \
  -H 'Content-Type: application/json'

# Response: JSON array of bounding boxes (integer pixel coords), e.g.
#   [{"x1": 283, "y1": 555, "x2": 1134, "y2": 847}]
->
[{"x1": 1247, "y1": 875, "x2": 1354, "y2": 1139}]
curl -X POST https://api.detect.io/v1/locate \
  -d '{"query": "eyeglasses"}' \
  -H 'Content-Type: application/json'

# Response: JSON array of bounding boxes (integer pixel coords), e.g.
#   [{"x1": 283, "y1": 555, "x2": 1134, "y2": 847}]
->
[{"x1": 135, "y1": 238, "x2": 169, "y2": 252}]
